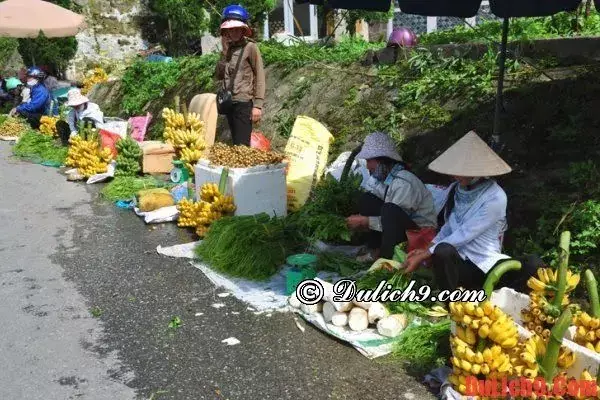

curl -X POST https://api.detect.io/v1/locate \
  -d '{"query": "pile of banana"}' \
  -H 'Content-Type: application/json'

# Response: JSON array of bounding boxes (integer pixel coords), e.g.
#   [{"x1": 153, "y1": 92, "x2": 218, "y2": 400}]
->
[
  {"x1": 65, "y1": 136, "x2": 113, "y2": 177},
  {"x1": 115, "y1": 136, "x2": 142, "y2": 177},
  {"x1": 522, "y1": 267, "x2": 580, "y2": 338},
  {"x1": 0, "y1": 116, "x2": 29, "y2": 137},
  {"x1": 162, "y1": 108, "x2": 206, "y2": 174},
  {"x1": 39, "y1": 116, "x2": 59, "y2": 137},
  {"x1": 449, "y1": 300, "x2": 520, "y2": 394},
  {"x1": 82, "y1": 67, "x2": 108, "y2": 95},
  {"x1": 573, "y1": 312, "x2": 600, "y2": 353},
  {"x1": 176, "y1": 183, "x2": 235, "y2": 237}
]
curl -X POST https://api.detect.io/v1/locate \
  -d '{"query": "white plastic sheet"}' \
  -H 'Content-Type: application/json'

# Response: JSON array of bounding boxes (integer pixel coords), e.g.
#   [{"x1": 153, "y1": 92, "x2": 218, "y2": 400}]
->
[
  {"x1": 133, "y1": 205, "x2": 178, "y2": 224},
  {"x1": 86, "y1": 161, "x2": 116, "y2": 184}
]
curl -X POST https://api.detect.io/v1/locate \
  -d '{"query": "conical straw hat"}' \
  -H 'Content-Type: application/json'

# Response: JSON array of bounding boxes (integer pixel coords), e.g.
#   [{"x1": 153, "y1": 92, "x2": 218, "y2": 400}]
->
[{"x1": 428, "y1": 131, "x2": 512, "y2": 177}]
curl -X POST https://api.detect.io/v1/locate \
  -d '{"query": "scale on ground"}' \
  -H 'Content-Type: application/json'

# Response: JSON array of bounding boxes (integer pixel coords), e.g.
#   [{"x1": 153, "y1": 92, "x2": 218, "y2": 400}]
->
[{"x1": 170, "y1": 160, "x2": 189, "y2": 184}]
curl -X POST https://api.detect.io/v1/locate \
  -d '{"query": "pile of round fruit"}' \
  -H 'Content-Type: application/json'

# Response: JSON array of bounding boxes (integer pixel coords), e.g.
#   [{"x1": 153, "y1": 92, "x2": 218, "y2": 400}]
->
[{"x1": 208, "y1": 143, "x2": 285, "y2": 168}]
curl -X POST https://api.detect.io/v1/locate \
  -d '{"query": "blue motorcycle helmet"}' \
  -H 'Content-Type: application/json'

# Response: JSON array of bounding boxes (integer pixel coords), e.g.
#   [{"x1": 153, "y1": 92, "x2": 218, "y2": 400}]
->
[
  {"x1": 26, "y1": 66, "x2": 46, "y2": 80},
  {"x1": 222, "y1": 4, "x2": 250, "y2": 22}
]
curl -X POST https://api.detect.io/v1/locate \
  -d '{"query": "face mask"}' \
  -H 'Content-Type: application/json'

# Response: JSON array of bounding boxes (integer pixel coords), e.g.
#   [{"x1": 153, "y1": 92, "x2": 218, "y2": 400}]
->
[
  {"x1": 26, "y1": 79, "x2": 37, "y2": 87},
  {"x1": 75, "y1": 104, "x2": 85, "y2": 112},
  {"x1": 372, "y1": 163, "x2": 390, "y2": 181}
]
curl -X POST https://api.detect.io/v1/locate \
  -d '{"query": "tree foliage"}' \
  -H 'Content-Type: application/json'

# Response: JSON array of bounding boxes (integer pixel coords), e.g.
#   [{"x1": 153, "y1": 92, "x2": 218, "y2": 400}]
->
[
  {"x1": 0, "y1": 38, "x2": 18, "y2": 69},
  {"x1": 17, "y1": 0, "x2": 79, "y2": 77}
]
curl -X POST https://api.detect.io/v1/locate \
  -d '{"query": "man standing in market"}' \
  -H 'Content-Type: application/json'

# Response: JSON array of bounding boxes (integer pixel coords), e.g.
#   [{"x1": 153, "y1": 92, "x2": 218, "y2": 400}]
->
[{"x1": 215, "y1": 4, "x2": 266, "y2": 146}]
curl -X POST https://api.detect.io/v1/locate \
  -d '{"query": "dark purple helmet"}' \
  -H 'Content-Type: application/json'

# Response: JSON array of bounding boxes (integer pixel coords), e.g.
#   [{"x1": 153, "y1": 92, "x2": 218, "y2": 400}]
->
[{"x1": 388, "y1": 28, "x2": 418, "y2": 48}]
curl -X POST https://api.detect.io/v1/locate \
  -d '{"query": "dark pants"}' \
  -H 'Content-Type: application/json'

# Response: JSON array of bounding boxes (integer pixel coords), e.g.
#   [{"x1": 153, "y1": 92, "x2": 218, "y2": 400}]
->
[
  {"x1": 226, "y1": 101, "x2": 253, "y2": 146},
  {"x1": 19, "y1": 111, "x2": 43, "y2": 130},
  {"x1": 359, "y1": 192, "x2": 418, "y2": 259},
  {"x1": 432, "y1": 242, "x2": 541, "y2": 293},
  {"x1": 56, "y1": 120, "x2": 70, "y2": 146}
]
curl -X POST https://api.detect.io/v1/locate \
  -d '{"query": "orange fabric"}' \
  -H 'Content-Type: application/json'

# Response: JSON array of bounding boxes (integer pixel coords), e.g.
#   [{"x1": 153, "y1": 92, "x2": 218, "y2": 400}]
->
[
  {"x1": 407, "y1": 227, "x2": 437, "y2": 253},
  {"x1": 99, "y1": 130, "x2": 121, "y2": 158},
  {"x1": 250, "y1": 130, "x2": 270, "y2": 151}
]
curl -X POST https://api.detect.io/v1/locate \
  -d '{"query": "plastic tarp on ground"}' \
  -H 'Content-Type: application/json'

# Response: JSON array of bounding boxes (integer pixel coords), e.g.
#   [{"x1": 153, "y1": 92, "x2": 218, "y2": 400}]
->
[{"x1": 156, "y1": 241, "x2": 401, "y2": 358}]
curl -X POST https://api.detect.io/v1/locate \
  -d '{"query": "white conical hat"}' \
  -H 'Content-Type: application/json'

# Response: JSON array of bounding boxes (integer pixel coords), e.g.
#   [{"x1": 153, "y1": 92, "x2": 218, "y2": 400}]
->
[{"x1": 428, "y1": 131, "x2": 512, "y2": 177}]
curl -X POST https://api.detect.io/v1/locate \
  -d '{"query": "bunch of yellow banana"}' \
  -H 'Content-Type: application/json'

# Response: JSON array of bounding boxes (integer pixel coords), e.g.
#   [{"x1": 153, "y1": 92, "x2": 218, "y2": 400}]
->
[
  {"x1": 449, "y1": 301, "x2": 520, "y2": 349},
  {"x1": 162, "y1": 108, "x2": 204, "y2": 130},
  {"x1": 179, "y1": 146, "x2": 204, "y2": 174},
  {"x1": 176, "y1": 184, "x2": 235, "y2": 237},
  {"x1": 576, "y1": 369, "x2": 600, "y2": 400},
  {"x1": 65, "y1": 136, "x2": 112, "y2": 177},
  {"x1": 512, "y1": 334, "x2": 576, "y2": 380},
  {"x1": 573, "y1": 312, "x2": 600, "y2": 353},
  {"x1": 39, "y1": 116, "x2": 58, "y2": 137},
  {"x1": 527, "y1": 267, "x2": 580, "y2": 299},
  {"x1": 200, "y1": 183, "x2": 219, "y2": 203},
  {"x1": 81, "y1": 67, "x2": 108, "y2": 95}
]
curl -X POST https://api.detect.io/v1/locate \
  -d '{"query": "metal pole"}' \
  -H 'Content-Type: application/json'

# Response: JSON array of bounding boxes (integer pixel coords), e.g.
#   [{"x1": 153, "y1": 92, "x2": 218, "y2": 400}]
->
[{"x1": 492, "y1": 17, "x2": 509, "y2": 150}]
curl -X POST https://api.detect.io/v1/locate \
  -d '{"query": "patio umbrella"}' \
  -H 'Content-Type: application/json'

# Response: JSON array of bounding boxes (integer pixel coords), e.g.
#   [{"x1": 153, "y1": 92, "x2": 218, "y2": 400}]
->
[
  {"x1": 396, "y1": 0, "x2": 581, "y2": 147},
  {"x1": 0, "y1": 0, "x2": 86, "y2": 38}
]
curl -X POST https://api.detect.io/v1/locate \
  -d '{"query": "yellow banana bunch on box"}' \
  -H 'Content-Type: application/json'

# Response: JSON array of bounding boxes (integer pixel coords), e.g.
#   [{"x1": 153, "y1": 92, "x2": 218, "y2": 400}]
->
[
  {"x1": 162, "y1": 108, "x2": 206, "y2": 175},
  {"x1": 176, "y1": 183, "x2": 236, "y2": 237},
  {"x1": 573, "y1": 311, "x2": 600, "y2": 353}
]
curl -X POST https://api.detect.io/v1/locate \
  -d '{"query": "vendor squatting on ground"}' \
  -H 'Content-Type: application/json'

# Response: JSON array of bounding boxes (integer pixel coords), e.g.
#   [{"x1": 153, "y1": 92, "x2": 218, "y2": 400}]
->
[
  {"x1": 215, "y1": 4, "x2": 266, "y2": 146},
  {"x1": 55, "y1": 88, "x2": 105, "y2": 145},
  {"x1": 348, "y1": 131, "x2": 540, "y2": 293},
  {"x1": 8, "y1": 67, "x2": 58, "y2": 129}
]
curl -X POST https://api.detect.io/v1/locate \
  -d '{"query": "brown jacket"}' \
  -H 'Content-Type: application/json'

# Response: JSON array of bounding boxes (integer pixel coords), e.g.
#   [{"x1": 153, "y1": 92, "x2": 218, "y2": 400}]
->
[{"x1": 215, "y1": 39, "x2": 266, "y2": 109}]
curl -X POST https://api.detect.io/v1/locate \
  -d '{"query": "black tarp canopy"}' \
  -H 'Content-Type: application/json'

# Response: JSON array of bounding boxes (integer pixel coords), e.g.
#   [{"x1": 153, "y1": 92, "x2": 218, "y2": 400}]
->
[{"x1": 298, "y1": 0, "x2": 585, "y2": 148}]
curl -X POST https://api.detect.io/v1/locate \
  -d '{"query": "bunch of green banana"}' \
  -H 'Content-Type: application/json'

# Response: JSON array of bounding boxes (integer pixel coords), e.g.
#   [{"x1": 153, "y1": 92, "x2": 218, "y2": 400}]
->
[{"x1": 115, "y1": 136, "x2": 142, "y2": 177}]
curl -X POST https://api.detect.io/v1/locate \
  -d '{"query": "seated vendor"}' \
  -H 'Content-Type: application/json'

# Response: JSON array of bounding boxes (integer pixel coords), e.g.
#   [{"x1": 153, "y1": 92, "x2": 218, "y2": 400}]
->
[
  {"x1": 9, "y1": 67, "x2": 50, "y2": 129},
  {"x1": 2, "y1": 77, "x2": 25, "y2": 108},
  {"x1": 346, "y1": 132, "x2": 437, "y2": 262},
  {"x1": 63, "y1": 88, "x2": 104, "y2": 134},
  {"x1": 404, "y1": 131, "x2": 540, "y2": 293}
]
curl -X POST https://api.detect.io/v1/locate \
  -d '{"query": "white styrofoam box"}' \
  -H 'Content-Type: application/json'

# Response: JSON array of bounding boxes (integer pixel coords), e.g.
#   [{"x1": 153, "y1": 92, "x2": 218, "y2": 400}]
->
[
  {"x1": 490, "y1": 287, "x2": 600, "y2": 378},
  {"x1": 194, "y1": 160, "x2": 288, "y2": 217}
]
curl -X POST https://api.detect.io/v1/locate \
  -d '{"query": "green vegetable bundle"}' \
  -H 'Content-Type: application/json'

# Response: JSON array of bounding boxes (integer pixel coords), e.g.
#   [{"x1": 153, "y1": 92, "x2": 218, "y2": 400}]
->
[
  {"x1": 291, "y1": 173, "x2": 363, "y2": 243},
  {"x1": 101, "y1": 176, "x2": 164, "y2": 202},
  {"x1": 12, "y1": 131, "x2": 67, "y2": 164},
  {"x1": 195, "y1": 214, "x2": 305, "y2": 281},
  {"x1": 316, "y1": 251, "x2": 366, "y2": 276},
  {"x1": 115, "y1": 136, "x2": 142, "y2": 177},
  {"x1": 391, "y1": 319, "x2": 451, "y2": 374}
]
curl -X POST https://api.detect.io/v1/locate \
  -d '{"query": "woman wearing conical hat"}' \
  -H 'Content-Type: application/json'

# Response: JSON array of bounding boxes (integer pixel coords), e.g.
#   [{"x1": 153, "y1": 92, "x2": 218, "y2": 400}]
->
[{"x1": 404, "y1": 131, "x2": 541, "y2": 292}]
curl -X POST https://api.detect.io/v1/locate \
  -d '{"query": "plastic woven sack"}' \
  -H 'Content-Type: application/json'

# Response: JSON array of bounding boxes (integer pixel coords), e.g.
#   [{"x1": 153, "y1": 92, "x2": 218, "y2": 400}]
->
[
  {"x1": 99, "y1": 129, "x2": 121, "y2": 158},
  {"x1": 250, "y1": 130, "x2": 271, "y2": 151},
  {"x1": 128, "y1": 113, "x2": 152, "y2": 143}
]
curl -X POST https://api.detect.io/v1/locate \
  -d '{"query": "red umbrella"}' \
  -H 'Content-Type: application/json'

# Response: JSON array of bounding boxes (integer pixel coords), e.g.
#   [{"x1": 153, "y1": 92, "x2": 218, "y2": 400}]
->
[{"x1": 0, "y1": 0, "x2": 86, "y2": 38}]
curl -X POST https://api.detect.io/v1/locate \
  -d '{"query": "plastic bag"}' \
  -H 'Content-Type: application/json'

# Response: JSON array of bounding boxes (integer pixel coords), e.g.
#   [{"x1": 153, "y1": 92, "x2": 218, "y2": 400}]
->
[
  {"x1": 128, "y1": 113, "x2": 152, "y2": 143},
  {"x1": 99, "y1": 130, "x2": 121, "y2": 158},
  {"x1": 170, "y1": 182, "x2": 190, "y2": 203},
  {"x1": 284, "y1": 116, "x2": 334, "y2": 212},
  {"x1": 250, "y1": 130, "x2": 271, "y2": 151},
  {"x1": 407, "y1": 227, "x2": 437, "y2": 253}
]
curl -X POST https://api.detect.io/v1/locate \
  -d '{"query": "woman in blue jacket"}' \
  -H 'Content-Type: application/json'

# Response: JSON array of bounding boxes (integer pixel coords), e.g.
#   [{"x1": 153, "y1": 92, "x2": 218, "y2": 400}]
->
[{"x1": 9, "y1": 67, "x2": 52, "y2": 129}]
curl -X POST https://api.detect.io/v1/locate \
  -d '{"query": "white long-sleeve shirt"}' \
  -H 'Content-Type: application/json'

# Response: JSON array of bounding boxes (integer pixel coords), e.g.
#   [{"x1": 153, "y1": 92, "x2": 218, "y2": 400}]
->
[
  {"x1": 67, "y1": 102, "x2": 104, "y2": 133},
  {"x1": 429, "y1": 181, "x2": 510, "y2": 274},
  {"x1": 365, "y1": 166, "x2": 438, "y2": 232}
]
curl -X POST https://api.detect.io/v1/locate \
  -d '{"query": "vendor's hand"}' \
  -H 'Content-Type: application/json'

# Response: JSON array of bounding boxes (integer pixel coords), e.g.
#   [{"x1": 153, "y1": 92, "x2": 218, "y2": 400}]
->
[
  {"x1": 251, "y1": 107, "x2": 262, "y2": 124},
  {"x1": 404, "y1": 249, "x2": 432, "y2": 273},
  {"x1": 8, "y1": 108, "x2": 17, "y2": 117},
  {"x1": 221, "y1": 36, "x2": 230, "y2": 54},
  {"x1": 346, "y1": 215, "x2": 369, "y2": 231}
]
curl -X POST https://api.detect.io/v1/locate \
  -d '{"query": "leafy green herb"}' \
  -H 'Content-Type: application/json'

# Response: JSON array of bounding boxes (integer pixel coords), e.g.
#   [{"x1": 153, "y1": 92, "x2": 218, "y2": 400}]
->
[
  {"x1": 391, "y1": 320, "x2": 451, "y2": 374},
  {"x1": 90, "y1": 306, "x2": 103, "y2": 318},
  {"x1": 168, "y1": 316, "x2": 182, "y2": 329},
  {"x1": 195, "y1": 214, "x2": 305, "y2": 281},
  {"x1": 100, "y1": 176, "x2": 168, "y2": 202},
  {"x1": 316, "y1": 252, "x2": 366, "y2": 276},
  {"x1": 12, "y1": 131, "x2": 68, "y2": 165}
]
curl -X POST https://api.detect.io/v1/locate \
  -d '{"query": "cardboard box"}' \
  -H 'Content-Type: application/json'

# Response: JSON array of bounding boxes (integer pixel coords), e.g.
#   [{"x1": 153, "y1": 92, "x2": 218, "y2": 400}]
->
[{"x1": 140, "y1": 141, "x2": 176, "y2": 174}]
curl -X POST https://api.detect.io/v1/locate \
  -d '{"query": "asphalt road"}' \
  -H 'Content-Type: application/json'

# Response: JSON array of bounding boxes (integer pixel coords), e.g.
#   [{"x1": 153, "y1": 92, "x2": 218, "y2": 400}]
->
[{"x1": 0, "y1": 142, "x2": 436, "y2": 400}]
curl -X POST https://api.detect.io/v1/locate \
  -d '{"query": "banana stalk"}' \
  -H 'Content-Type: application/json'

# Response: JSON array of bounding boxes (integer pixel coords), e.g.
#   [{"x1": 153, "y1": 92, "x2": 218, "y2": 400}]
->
[
  {"x1": 477, "y1": 260, "x2": 522, "y2": 351},
  {"x1": 585, "y1": 269, "x2": 600, "y2": 319},
  {"x1": 482, "y1": 260, "x2": 522, "y2": 299},
  {"x1": 541, "y1": 308, "x2": 573, "y2": 381},
  {"x1": 218, "y1": 167, "x2": 229, "y2": 195},
  {"x1": 552, "y1": 231, "x2": 570, "y2": 309}
]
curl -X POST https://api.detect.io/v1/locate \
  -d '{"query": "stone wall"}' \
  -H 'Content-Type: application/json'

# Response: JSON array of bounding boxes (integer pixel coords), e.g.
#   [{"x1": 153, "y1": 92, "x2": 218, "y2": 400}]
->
[{"x1": 66, "y1": 0, "x2": 150, "y2": 80}]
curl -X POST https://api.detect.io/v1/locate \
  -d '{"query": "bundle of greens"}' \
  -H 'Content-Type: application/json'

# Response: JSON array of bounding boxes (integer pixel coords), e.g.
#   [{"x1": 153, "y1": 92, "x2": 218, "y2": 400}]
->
[
  {"x1": 315, "y1": 251, "x2": 366, "y2": 276},
  {"x1": 101, "y1": 176, "x2": 166, "y2": 202},
  {"x1": 115, "y1": 136, "x2": 142, "y2": 176},
  {"x1": 12, "y1": 131, "x2": 67, "y2": 164},
  {"x1": 195, "y1": 213, "x2": 305, "y2": 281},
  {"x1": 391, "y1": 319, "x2": 451, "y2": 374},
  {"x1": 291, "y1": 173, "x2": 363, "y2": 243}
]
